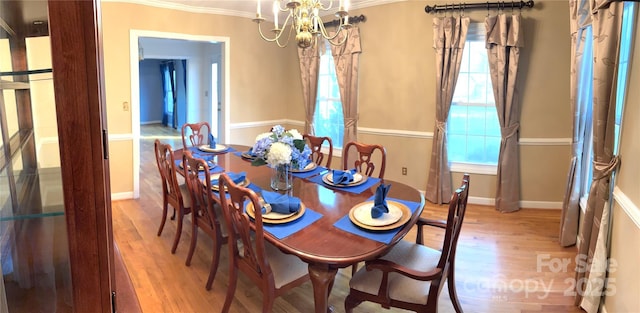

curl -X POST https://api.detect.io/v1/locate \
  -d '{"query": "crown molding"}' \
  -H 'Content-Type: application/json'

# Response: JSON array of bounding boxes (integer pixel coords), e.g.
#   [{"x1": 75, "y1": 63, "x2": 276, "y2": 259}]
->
[{"x1": 101, "y1": 0, "x2": 255, "y2": 19}]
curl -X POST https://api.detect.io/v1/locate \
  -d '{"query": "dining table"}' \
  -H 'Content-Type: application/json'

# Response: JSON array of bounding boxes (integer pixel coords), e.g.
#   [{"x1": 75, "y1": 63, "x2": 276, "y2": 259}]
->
[{"x1": 174, "y1": 144, "x2": 425, "y2": 313}]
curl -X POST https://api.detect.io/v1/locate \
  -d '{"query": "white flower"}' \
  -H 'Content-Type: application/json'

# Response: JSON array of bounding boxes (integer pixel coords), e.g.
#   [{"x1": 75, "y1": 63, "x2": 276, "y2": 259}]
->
[
  {"x1": 287, "y1": 129, "x2": 303, "y2": 140},
  {"x1": 256, "y1": 132, "x2": 273, "y2": 141},
  {"x1": 266, "y1": 142, "x2": 292, "y2": 166}
]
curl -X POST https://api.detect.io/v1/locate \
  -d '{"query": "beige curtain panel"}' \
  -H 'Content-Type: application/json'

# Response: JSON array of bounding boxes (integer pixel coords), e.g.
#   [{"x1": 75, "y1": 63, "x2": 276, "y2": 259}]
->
[
  {"x1": 330, "y1": 27, "x2": 362, "y2": 160},
  {"x1": 425, "y1": 16, "x2": 469, "y2": 204},
  {"x1": 485, "y1": 13, "x2": 524, "y2": 213},
  {"x1": 298, "y1": 43, "x2": 321, "y2": 135},
  {"x1": 575, "y1": 1, "x2": 623, "y2": 311},
  {"x1": 560, "y1": 0, "x2": 593, "y2": 247}
]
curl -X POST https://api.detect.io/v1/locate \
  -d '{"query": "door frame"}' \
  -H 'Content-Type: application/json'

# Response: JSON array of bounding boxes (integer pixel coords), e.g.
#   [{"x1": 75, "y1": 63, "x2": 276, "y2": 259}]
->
[{"x1": 129, "y1": 30, "x2": 230, "y2": 198}]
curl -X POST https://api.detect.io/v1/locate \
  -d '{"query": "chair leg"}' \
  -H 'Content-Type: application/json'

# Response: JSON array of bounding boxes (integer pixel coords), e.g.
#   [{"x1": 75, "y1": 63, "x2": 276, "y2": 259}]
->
[
  {"x1": 261, "y1": 291, "x2": 275, "y2": 313},
  {"x1": 448, "y1": 270, "x2": 464, "y2": 313},
  {"x1": 157, "y1": 198, "x2": 169, "y2": 236},
  {"x1": 171, "y1": 208, "x2": 183, "y2": 254},
  {"x1": 344, "y1": 293, "x2": 362, "y2": 313},
  {"x1": 205, "y1": 236, "x2": 222, "y2": 290},
  {"x1": 351, "y1": 263, "x2": 359, "y2": 276},
  {"x1": 170, "y1": 208, "x2": 176, "y2": 220},
  {"x1": 222, "y1": 264, "x2": 238, "y2": 313},
  {"x1": 185, "y1": 221, "x2": 198, "y2": 266}
]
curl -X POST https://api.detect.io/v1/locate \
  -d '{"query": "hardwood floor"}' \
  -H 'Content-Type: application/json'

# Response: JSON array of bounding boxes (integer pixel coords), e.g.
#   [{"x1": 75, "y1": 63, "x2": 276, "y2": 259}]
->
[{"x1": 112, "y1": 124, "x2": 584, "y2": 313}]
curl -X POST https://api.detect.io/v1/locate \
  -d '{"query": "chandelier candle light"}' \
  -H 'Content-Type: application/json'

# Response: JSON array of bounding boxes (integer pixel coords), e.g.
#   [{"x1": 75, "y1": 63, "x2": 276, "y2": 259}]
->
[{"x1": 253, "y1": 0, "x2": 351, "y2": 49}]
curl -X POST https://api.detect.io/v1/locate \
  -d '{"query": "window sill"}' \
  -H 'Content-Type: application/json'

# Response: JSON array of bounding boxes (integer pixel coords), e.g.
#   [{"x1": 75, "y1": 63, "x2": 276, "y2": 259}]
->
[{"x1": 449, "y1": 162, "x2": 497, "y2": 175}]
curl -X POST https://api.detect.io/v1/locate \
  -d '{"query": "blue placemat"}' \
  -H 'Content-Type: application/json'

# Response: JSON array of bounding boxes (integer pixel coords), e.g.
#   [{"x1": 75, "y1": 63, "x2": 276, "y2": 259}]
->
[
  {"x1": 212, "y1": 182, "x2": 262, "y2": 199},
  {"x1": 174, "y1": 159, "x2": 224, "y2": 175},
  {"x1": 333, "y1": 197, "x2": 423, "y2": 244},
  {"x1": 307, "y1": 173, "x2": 381, "y2": 194},
  {"x1": 240, "y1": 184, "x2": 323, "y2": 239},
  {"x1": 292, "y1": 166, "x2": 327, "y2": 179}
]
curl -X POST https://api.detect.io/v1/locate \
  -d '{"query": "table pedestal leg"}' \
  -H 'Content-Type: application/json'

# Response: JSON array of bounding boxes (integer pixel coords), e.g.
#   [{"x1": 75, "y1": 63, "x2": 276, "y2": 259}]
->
[{"x1": 308, "y1": 263, "x2": 338, "y2": 313}]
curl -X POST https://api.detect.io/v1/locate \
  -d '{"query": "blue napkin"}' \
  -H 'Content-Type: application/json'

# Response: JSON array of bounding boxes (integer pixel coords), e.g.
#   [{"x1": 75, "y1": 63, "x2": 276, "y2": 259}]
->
[
  {"x1": 212, "y1": 172, "x2": 246, "y2": 186},
  {"x1": 371, "y1": 184, "x2": 391, "y2": 218},
  {"x1": 261, "y1": 191, "x2": 301, "y2": 214},
  {"x1": 209, "y1": 133, "x2": 216, "y2": 148},
  {"x1": 332, "y1": 169, "x2": 356, "y2": 185}
]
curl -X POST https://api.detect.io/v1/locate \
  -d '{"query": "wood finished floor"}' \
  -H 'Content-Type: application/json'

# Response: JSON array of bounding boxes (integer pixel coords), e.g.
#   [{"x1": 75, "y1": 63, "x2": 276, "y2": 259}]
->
[{"x1": 112, "y1": 124, "x2": 584, "y2": 313}]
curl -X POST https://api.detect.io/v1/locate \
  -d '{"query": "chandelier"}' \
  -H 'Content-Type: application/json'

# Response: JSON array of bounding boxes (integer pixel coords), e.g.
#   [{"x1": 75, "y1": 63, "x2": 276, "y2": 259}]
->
[{"x1": 253, "y1": 0, "x2": 352, "y2": 49}]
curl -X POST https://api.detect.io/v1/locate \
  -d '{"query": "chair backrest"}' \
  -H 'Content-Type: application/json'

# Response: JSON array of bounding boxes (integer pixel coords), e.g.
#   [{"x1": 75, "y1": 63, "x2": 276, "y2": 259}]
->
[
  {"x1": 342, "y1": 141, "x2": 387, "y2": 179},
  {"x1": 182, "y1": 150, "x2": 219, "y2": 231},
  {"x1": 218, "y1": 173, "x2": 274, "y2": 284},
  {"x1": 154, "y1": 139, "x2": 184, "y2": 205},
  {"x1": 181, "y1": 122, "x2": 212, "y2": 149},
  {"x1": 303, "y1": 134, "x2": 333, "y2": 168},
  {"x1": 437, "y1": 174, "x2": 470, "y2": 270}
]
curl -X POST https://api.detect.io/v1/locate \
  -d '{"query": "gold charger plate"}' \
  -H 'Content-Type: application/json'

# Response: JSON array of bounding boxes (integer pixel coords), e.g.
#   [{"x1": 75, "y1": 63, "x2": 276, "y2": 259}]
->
[
  {"x1": 245, "y1": 201, "x2": 306, "y2": 224},
  {"x1": 348, "y1": 200, "x2": 411, "y2": 231},
  {"x1": 179, "y1": 161, "x2": 214, "y2": 172},
  {"x1": 241, "y1": 152, "x2": 256, "y2": 160},
  {"x1": 291, "y1": 162, "x2": 317, "y2": 173},
  {"x1": 322, "y1": 172, "x2": 368, "y2": 187},
  {"x1": 210, "y1": 173, "x2": 250, "y2": 191},
  {"x1": 199, "y1": 144, "x2": 228, "y2": 153}
]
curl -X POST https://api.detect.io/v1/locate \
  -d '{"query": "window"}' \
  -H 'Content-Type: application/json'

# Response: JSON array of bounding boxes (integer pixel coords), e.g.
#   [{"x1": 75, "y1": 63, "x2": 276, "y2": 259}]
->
[
  {"x1": 447, "y1": 23, "x2": 501, "y2": 172},
  {"x1": 313, "y1": 39, "x2": 344, "y2": 149}
]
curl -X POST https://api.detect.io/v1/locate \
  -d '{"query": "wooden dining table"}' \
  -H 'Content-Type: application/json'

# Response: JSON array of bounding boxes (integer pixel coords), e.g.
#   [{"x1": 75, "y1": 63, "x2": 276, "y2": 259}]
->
[{"x1": 175, "y1": 144, "x2": 425, "y2": 313}]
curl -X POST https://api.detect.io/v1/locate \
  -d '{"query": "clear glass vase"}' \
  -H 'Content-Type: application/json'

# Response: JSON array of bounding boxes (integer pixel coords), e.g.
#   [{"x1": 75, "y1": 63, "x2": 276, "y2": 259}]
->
[{"x1": 270, "y1": 164, "x2": 292, "y2": 190}]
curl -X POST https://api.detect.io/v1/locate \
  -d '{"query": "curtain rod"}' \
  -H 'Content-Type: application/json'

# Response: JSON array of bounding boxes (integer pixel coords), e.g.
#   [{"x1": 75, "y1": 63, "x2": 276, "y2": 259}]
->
[
  {"x1": 323, "y1": 14, "x2": 366, "y2": 28},
  {"x1": 425, "y1": 0, "x2": 534, "y2": 14}
]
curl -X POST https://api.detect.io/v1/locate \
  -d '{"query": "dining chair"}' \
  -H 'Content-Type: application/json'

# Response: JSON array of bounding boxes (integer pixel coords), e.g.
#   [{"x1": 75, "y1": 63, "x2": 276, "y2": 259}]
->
[
  {"x1": 181, "y1": 121, "x2": 212, "y2": 149},
  {"x1": 344, "y1": 174, "x2": 470, "y2": 313},
  {"x1": 217, "y1": 173, "x2": 310, "y2": 313},
  {"x1": 342, "y1": 141, "x2": 387, "y2": 179},
  {"x1": 153, "y1": 139, "x2": 192, "y2": 254},
  {"x1": 303, "y1": 134, "x2": 333, "y2": 168},
  {"x1": 182, "y1": 150, "x2": 228, "y2": 290}
]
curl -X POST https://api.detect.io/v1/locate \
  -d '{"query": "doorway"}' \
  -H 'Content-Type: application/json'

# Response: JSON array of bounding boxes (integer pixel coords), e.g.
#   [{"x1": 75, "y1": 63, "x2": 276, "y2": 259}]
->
[{"x1": 129, "y1": 30, "x2": 230, "y2": 198}]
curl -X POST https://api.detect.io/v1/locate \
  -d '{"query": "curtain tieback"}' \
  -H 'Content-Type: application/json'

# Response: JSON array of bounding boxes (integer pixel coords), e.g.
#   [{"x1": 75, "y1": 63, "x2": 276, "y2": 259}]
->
[
  {"x1": 592, "y1": 156, "x2": 621, "y2": 181},
  {"x1": 500, "y1": 123, "x2": 520, "y2": 139},
  {"x1": 345, "y1": 118, "x2": 358, "y2": 128},
  {"x1": 435, "y1": 121, "x2": 446, "y2": 134}
]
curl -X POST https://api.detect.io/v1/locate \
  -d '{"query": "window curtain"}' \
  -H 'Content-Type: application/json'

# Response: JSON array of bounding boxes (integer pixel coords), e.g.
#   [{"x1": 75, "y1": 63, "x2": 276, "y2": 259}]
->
[
  {"x1": 485, "y1": 14, "x2": 524, "y2": 213},
  {"x1": 298, "y1": 41, "x2": 321, "y2": 135},
  {"x1": 575, "y1": 1, "x2": 623, "y2": 311},
  {"x1": 560, "y1": 0, "x2": 593, "y2": 247},
  {"x1": 160, "y1": 61, "x2": 176, "y2": 128},
  {"x1": 425, "y1": 16, "x2": 469, "y2": 204},
  {"x1": 330, "y1": 27, "x2": 361, "y2": 159}
]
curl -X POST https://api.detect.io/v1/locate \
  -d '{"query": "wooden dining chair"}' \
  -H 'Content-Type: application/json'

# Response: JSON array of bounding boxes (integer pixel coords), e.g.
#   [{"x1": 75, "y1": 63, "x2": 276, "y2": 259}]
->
[
  {"x1": 217, "y1": 173, "x2": 310, "y2": 313},
  {"x1": 182, "y1": 150, "x2": 228, "y2": 290},
  {"x1": 181, "y1": 121, "x2": 212, "y2": 149},
  {"x1": 303, "y1": 134, "x2": 333, "y2": 168},
  {"x1": 344, "y1": 174, "x2": 470, "y2": 313},
  {"x1": 153, "y1": 139, "x2": 192, "y2": 254},
  {"x1": 342, "y1": 141, "x2": 387, "y2": 179}
]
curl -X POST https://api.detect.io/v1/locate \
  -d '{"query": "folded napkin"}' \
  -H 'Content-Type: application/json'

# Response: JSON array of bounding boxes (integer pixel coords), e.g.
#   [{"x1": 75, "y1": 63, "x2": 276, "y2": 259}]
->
[
  {"x1": 261, "y1": 191, "x2": 301, "y2": 214},
  {"x1": 247, "y1": 147, "x2": 256, "y2": 156},
  {"x1": 332, "y1": 169, "x2": 357, "y2": 185},
  {"x1": 371, "y1": 184, "x2": 391, "y2": 218},
  {"x1": 212, "y1": 172, "x2": 246, "y2": 186},
  {"x1": 209, "y1": 133, "x2": 216, "y2": 148}
]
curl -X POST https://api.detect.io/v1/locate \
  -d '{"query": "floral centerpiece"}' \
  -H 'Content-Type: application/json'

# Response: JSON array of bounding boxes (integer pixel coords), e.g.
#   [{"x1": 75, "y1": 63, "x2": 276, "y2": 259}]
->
[{"x1": 251, "y1": 125, "x2": 312, "y2": 190}]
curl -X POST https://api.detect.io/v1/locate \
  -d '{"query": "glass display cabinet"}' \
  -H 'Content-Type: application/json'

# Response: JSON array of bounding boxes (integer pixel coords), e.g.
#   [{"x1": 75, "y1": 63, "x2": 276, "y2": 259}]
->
[{"x1": 1, "y1": 0, "x2": 115, "y2": 312}]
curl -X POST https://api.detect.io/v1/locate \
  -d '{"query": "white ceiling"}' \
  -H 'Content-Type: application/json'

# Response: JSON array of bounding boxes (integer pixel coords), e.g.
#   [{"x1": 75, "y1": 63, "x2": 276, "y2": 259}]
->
[{"x1": 107, "y1": 0, "x2": 406, "y2": 20}]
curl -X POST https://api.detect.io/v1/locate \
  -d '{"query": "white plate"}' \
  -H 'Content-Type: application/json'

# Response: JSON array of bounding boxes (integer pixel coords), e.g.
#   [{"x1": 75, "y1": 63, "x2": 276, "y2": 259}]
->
[
  {"x1": 199, "y1": 144, "x2": 228, "y2": 153},
  {"x1": 322, "y1": 172, "x2": 368, "y2": 187},
  {"x1": 291, "y1": 162, "x2": 317, "y2": 173}
]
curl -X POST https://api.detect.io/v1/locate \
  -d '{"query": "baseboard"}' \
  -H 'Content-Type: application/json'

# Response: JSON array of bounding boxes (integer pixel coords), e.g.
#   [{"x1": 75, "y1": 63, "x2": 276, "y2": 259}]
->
[
  {"x1": 140, "y1": 120, "x2": 162, "y2": 125},
  {"x1": 111, "y1": 192, "x2": 134, "y2": 201},
  {"x1": 418, "y1": 193, "x2": 561, "y2": 209}
]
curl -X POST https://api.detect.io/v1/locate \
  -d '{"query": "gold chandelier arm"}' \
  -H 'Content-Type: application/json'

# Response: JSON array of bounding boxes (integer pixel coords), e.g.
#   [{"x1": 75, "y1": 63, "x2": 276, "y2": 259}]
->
[{"x1": 317, "y1": 21, "x2": 349, "y2": 46}]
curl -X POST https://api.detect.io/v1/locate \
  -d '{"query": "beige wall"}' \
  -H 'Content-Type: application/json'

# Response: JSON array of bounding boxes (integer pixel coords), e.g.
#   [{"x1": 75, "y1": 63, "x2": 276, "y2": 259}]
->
[
  {"x1": 603, "y1": 18, "x2": 640, "y2": 312},
  {"x1": 102, "y1": 1, "x2": 571, "y2": 204},
  {"x1": 101, "y1": 2, "x2": 302, "y2": 194}
]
